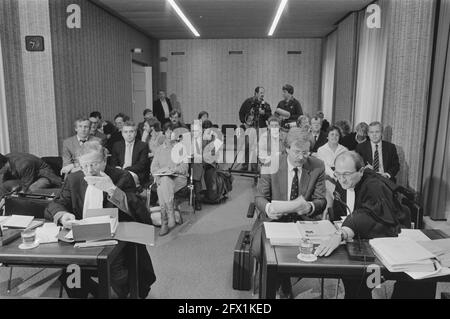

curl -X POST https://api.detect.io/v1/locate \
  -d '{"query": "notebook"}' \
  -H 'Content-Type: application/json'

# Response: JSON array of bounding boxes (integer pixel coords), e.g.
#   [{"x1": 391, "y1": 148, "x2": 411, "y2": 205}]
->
[{"x1": 3, "y1": 215, "x2": 34, "y2": 229}]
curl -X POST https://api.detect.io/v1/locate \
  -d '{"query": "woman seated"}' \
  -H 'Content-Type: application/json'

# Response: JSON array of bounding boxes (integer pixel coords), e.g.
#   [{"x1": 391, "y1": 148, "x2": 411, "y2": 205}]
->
[
  {"x1": 141, "y1": 118, "x2": 163, "y2": 159},
  {"x1": 150, "y1": 122, "x2": 189, "y2": 236},
  {"x1": 316, "y1": 126, "x2": 348, "y2": 208}
]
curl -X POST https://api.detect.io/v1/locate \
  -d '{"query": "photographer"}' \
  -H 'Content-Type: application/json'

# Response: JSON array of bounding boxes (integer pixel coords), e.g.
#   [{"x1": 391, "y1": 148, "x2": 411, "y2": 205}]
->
[{"x1": 239, "y1": 86, "x2": 272, "y2": 129}]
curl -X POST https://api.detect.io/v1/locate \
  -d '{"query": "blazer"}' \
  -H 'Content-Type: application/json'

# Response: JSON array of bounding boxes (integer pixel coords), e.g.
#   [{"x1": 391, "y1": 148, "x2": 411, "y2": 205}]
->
[
  {"x1": 255, "y1": 154, "x2": 327, "y2": 222},
  {"x1": 45, "y1": 166, "x2": 155, "y2": 298},
  {"x1": 310, "y1": 130, "x2": 328, "y2": 153},
  {"x1": 153, "y1": 98, "x2": 172, "y2": 124},
  {"x1": 62, "y1": 135, "x2": 100, "y2": 167},
  {"x1": 110, "y1": 140, "x2": 150, "y2": 185},
  {"x1": 355, "y1": 140, "x2": 400, "y2": 180}
]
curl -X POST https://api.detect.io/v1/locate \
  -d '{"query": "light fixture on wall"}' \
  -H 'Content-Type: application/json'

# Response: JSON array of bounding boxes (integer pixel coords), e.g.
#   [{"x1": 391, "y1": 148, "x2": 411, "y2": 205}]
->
[
  {"x1": 131, "y1": 48, "x2": 143, "y2": 53},
  {"x1": 268, "y1": 0, "x2": 288, "y2": 36},
  {"x1": 167, "y1": 0, "x2": 200, "y2": 37}
]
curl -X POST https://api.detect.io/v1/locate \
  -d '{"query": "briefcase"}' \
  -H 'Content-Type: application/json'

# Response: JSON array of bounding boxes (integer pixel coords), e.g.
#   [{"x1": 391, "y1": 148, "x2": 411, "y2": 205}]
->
[
  {"x1": 4, "y1": 192, "x2": 56, "y2": 219},
  {"x1": 232, "y1": 230, "x2": 253, "y2": 291}
]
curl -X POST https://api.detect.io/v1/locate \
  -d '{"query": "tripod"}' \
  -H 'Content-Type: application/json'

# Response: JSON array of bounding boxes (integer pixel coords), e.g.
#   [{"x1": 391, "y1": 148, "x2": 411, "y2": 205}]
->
[{"x1": 229, "y1": 102, "x2": 263, "y2": 183}]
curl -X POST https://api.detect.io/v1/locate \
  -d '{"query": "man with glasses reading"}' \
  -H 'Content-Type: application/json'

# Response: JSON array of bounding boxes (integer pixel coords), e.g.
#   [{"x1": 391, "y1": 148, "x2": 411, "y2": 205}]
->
[
  {"x1": 314, "y1": 151, "x2": 436, "y2": 299},
  {"x1": 252, "y1": 127, "x2": 326, "y2": 298}
]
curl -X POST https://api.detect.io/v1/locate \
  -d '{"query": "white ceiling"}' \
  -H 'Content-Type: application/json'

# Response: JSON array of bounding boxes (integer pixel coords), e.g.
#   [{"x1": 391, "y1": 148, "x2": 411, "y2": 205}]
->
[{"x1": 93, "y1": 0, "x2": 373, "y2": 39}]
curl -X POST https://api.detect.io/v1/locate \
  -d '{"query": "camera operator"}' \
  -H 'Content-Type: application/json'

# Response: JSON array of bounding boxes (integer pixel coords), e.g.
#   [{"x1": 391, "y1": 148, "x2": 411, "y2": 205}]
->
[{"x1": 239, "y1": 86, "x2": 272, "y2": 129}]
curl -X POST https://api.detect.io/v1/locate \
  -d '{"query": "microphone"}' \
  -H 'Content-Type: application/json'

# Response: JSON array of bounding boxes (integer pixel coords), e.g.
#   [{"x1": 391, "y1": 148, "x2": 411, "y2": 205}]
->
[{"x1": 333, "y1": 190, "x2": 352, "y2": 216}]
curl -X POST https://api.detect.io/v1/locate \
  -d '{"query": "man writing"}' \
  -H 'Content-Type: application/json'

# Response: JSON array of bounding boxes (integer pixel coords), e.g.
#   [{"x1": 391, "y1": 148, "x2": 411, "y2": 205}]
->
[
  {"x1": 356, "y1": 121, "x2": 400, "y2": 181},
  {"x1": 0, "y1": 153, "x2": 62, "y2": 197}
]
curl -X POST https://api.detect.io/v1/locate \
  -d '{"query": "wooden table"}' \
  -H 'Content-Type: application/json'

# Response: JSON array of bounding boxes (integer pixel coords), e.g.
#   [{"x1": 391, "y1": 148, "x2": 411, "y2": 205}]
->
[
  {"x1": 0, "y1": 235, "x2": 140, "y2": 299},
  {"x1": 259, "y1": 229, "x2": 450, "y2": 299}
]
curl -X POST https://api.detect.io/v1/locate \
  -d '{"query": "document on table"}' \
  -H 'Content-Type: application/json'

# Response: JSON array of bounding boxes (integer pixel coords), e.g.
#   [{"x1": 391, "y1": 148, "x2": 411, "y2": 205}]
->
[
  {"x1": 3, "y1": 215, "x2": 34, "y2": 229},
  {"x1": 264, "y1": 222, "x2": 302, "y2": 246},
  {"x1": 65, "y1": 215, "x2": 118, "y2": 240},
  {"x1": 398, "y1": 229, "x2": 431, "y2": 242},
  {"x1": 36, "y1": 223, "x2": 60, "y2": 244}
]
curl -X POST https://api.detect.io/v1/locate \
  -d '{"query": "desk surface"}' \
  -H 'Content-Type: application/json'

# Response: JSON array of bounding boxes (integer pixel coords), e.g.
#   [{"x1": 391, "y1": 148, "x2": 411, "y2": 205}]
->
[
  {"x1": 265, "y1": 229, "x2": 450, "y2": 280},
  {"x1": 0, "y1": 236, "x2": 123, "y2": 267}
]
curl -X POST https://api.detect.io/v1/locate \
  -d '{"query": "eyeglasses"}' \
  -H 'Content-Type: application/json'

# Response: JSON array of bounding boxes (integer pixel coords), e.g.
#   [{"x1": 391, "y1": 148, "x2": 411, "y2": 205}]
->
[
  {"x1": 291, "y1": 150, "x2": 310, "y2": 157},
  {"x1": 79, "y1": 161, "x2": 103, "y2": 170},
  {"x1": 333, "y1": 171, "x2": 358, "y2": 179}
]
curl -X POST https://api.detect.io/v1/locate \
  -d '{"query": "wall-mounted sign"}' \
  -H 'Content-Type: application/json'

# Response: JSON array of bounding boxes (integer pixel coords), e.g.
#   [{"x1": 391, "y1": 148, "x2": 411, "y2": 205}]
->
[{"x1": 25, "y1": 36, "x2": 44, "y2": 52}]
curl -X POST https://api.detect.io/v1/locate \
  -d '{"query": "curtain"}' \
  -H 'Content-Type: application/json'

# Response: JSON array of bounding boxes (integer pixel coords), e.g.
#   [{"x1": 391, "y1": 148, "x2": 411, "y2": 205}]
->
[
  {"x1": 0, "y1": 34, "x2": 10, "y2": 154},
  {"x1": 422, "y1": 0, "x2": 450, "y2": 221},
  {"x1": 321, "y1": 31, "x2": 337, "y2": 123},
  {"x1": 353, "y1": 0, "x2": 389, "y2": 126}
]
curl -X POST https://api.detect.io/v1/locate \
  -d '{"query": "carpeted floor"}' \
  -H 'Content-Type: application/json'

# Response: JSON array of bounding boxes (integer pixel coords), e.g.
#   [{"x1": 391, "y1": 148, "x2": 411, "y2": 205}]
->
[{"x1": 1, "y1": 175, "x2": 449, "y2": 299}]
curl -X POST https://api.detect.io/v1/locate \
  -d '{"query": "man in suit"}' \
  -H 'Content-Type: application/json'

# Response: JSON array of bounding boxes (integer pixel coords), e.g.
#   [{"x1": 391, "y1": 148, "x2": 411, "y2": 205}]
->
[
  {"x1": 153, "y1": 90, "x2": 172, "y2": 125},
  {"x1": 0, "y1": 153, "x2": 62, "y2": 197},
  {"x1": 89, "y1": 113, "x2": 107, "y2": 146},
  {"x1": 110, "y1": 121, "x2": 150, "y2": 187},
  {"x1": 137, "y1": 108, "x2": 155, "y2": 138},
  {"x1": 355, "y1": 121, "x2": 400, "y2": 181},
  {"x1": 61, "y1": 117, "x2": 100, "y2": 175},
  {"x1": 252, "y1": 127, "x2": 326, "y2": 297},
  {"x1": 46, "y1": 140, "x2": 155, "y2": 298},
  {"x1": 310, "y1": 116, "x2": 327, "y2": 153}
]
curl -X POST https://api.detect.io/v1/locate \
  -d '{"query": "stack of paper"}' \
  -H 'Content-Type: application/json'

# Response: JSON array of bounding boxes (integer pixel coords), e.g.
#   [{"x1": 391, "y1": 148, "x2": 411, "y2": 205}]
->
[
  {"x1": 264, "y1": 222, "x2": 302, "y2": 246},
  {"x1": 296, "y1": 220, "x2": 337, "y2": 244},
  {"x1": 36, "y1": 223, "x2": 60, "y2": 244},
  {"x1": 3, "y1": 215, "x2": 34, "y2": 229},
  {"x1": 369, "y1": 237, "x2": 439, "y2": 274},
  {"x1": 65, "y1": 216, "x2": 118, "y2": 240},
  {"x1": 264, "y1": 220, "x2": 337, "y2": 246}
]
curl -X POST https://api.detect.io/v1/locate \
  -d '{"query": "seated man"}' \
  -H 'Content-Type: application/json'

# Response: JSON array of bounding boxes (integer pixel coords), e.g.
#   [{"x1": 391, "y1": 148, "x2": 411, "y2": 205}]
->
[
  {"x1": 110, "y1": 121, "x2": 150, "y2": 187},
  {"x1": 0, "y1": 153, "x2": 62, "y2": 197},
  {"x1": 45, "y1": 140, "x2": 155, "y2": 298},
  {"x1": 89, "y1": 112, "x2": 107, "y2": 146},
  {"x1": 315, "y1": 151, "x2": 436, "y2": 299},
  {"x1": 61, "y1": 117, "x2": 100, "y2": 175},
  {"x1": 252, "y1": 128, "x2": 326, "y2": 297},
  {"x1": 356, "y1": 121, "x2": 399, "y2": 181}
]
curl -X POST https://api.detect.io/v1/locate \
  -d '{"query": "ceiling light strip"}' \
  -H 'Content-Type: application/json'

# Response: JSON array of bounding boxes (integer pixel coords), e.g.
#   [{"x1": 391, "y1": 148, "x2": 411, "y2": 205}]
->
[
  {"x1": 167, "y1": 0, "x2": 200, "y2": 37},
  {"x1": 268, "y1": 0, "x2": 288, "y2": 36}
]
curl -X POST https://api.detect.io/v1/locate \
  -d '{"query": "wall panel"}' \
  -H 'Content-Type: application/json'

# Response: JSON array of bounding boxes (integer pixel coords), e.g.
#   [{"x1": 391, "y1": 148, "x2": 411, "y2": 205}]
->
[
  {"x1": 49, "y1": 0, "x2": 158, "y2": 151},
  {"x1": 160, "y1": 39, "x2": 322, "y2": 125}
]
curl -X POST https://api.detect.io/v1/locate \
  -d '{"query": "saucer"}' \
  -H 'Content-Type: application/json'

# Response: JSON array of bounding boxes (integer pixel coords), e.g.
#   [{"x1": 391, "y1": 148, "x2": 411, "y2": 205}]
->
[
  {"x1": 297, "y1": 253, "x2": 317, "y2": 262},
  {"x1": 19, "y1": 239, "x2": 40, "y2": 250}
]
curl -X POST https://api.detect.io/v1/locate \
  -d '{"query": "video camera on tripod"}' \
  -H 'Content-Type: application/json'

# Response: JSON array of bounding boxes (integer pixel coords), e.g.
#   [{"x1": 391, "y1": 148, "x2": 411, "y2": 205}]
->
[{"x1": 244, "y1": 99, "x2": 266, "y2": 129}]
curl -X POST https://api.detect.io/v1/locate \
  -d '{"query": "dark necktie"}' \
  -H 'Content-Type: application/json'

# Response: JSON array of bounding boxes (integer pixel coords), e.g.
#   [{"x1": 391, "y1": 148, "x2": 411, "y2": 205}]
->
[
  {"x1": 373, "y1": 144, "x2": 380, "y2": 172},
  {"x1": 290, "y1": 167, "x2": 299, "y2": 200},
  {"x1": 80, "y1": 139, "x2": 87, "y2": 145}
]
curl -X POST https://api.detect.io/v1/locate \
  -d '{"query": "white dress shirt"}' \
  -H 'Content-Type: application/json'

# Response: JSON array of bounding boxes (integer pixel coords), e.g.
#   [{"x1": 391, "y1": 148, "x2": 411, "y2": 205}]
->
[
  {"x1": 317, "y1": 143, "x2": 348, "y2": 177},
  {"x1": 287, "y1": 158, "x2": 302, "y2": 200},
  {"x1": 82, "y1": 185, "x2": 104, "y2": 218},
  {"x1": 161, "y1": 99, "x2": 170, "y2": 119},
  {"x1": 346, "y1": 188, "x2": 355, "y2": 214},
  {"x1": 370, "y1": 141, "x2": 384, "y2": 173},
  {"x1": 123, "y1": 141, "x2": 134, "y2": 169}
]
